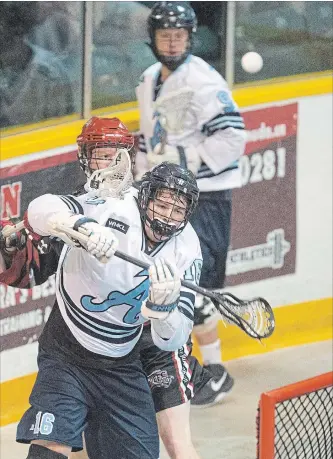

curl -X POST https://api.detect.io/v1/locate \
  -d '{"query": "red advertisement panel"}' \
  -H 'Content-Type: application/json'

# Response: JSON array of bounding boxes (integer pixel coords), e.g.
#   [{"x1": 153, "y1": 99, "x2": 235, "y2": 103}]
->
[{"x1": 226, "y1": 103, "x2": 298, "y2": 286}]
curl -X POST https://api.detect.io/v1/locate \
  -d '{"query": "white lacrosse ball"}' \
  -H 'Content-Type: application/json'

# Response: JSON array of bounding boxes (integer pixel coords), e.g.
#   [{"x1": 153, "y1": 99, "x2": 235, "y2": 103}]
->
[{"x1": 241, "y1": 52, "x2": 263, "y2": 74}]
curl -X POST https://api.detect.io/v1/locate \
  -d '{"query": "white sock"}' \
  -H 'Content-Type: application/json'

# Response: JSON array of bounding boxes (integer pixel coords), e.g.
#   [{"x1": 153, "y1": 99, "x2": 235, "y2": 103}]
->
[{"x1": 200, "y1": 339, "x2": 222, "y2": 365}]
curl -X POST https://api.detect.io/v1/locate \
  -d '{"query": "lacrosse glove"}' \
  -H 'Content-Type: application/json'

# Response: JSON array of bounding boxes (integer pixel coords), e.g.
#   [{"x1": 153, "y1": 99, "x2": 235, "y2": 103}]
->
[
  {"x1": 141, "y1": 257, "x2": 181, "y2": 320},
  {"x1": 0, "y1": 219, "x2": 27, "y2": 254},
  {"x1": 46, "y1": 212, "x2": 119, "y2": 262}
]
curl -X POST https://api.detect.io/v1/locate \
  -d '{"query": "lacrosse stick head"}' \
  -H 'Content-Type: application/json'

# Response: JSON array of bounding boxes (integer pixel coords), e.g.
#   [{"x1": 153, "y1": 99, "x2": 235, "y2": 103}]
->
[
  {"x1": 77, "y1": 117, "x2": 135, "y2": 198},
  {"x1": 211, "y1": 292, "x2": 275, "y2": 339},
  {"x1": 153, "y1": 87, "x2": 194, "y2": 134},
  {"x1": 148, "y1": 2, "x2": 197, "y2": 70},
  {"x1": 138, "y1": 162, "x2": 199, "y2": 241}
]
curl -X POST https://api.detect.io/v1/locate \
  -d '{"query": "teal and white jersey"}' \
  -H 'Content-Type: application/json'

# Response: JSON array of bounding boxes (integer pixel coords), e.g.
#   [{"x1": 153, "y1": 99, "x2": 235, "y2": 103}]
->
[
  {"x1": 136, "y1": 55, "x2": 247, "y2": 192},
  {"x1": 27, "y1": 189, "x2": 202, "y2": 358}
]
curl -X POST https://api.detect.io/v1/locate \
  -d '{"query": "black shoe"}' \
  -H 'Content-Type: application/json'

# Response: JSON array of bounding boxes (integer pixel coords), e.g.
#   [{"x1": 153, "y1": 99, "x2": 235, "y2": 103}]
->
[{"x1": 191, "y1": 363, "x2": 234, "y2": 408}]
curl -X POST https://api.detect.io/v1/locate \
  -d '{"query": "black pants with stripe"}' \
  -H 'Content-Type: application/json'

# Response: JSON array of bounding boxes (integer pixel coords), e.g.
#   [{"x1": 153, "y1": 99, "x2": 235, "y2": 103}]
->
[{"x1": 140, "y1": 324, "x2": 211, "y2": 413}]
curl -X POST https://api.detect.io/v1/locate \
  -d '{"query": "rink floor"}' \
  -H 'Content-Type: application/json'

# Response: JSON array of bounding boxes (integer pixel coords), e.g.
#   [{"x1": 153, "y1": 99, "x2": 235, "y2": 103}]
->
[{"x1": 1, "y1": 340, "x2": 332, "y2": 459}]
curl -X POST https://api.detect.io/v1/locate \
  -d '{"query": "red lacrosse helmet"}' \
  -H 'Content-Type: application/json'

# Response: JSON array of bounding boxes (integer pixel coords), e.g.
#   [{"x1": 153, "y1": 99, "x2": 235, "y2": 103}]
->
[
  {"x1": 77, "y1": 116, "x2": 135, "y2": 178},
  {"x1": 76, "y1": 117, "x2": 136, "y2": 197}
]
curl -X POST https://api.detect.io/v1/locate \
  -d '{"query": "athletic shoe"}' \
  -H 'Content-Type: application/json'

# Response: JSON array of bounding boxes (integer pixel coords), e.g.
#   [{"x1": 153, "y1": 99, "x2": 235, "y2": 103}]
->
[{"x1": 191, "y1": 363, "x2": 234, "y2": 408}]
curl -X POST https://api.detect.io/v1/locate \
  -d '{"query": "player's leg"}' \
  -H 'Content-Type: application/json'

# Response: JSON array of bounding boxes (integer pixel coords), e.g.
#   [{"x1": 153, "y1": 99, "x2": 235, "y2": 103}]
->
[
  {"x1": 68, "y1": 441, "x2": 88, "y2": 459},
  {"x1": 140, "y1": 325, "x2": 210, "y2": 458},
  {"x1": 83, "y1": 355, "x2": 159, "y2": 459},
  {"x1": 17, "y1": 348, "x2": 89, "y2": 458},
  {"x1": 157, "y1": 402, "x2": 200, "y2": 459},
  {"x1": 190, "y1": 191, "x2": 234, "y2": 407},
  {"x1": 26, "y1": 444, "x2": 70, "y2": 458}
]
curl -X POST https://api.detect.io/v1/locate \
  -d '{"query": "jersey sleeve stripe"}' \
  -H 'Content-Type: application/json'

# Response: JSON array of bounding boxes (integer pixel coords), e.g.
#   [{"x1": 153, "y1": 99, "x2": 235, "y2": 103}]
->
[
  {"x1": 178, "y1": 291, "x2": 195, "y2": 320},
  {"x1": 64, "y1": 195, "x2": 84, "y2": 214},
  {"x1": 197, "y1": 160, "x2": 239, "y2": 178},
  {"x1": 180, "y1": 291, "x2": 195, "y2": 308},
  {"x1": 59, "y1": 195, "x2": 83, "y2": 215},
  {"x1": 202, "y1": 113, "x2": 245, "y2": 136},
  {"x1": 177, "y1": 305, "x2": 194, "y2": 321}
]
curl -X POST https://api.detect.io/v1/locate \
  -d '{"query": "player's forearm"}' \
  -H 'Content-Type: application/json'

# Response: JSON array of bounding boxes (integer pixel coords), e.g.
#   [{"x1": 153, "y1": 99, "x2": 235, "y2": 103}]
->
[
  {"x1": 198, "y1": 128, "x2": 247, "y2": 174},
  {"x1": 150, "y1": 308, "x2": 192, "y2": 351},
  {"x1": 27, "y1": 194, "x2": 75, "y2": 236}
]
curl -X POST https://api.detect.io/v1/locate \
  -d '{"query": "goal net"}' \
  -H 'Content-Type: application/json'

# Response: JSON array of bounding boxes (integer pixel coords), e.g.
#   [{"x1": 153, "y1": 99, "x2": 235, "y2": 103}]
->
[{"x1": 257, "y1": 372, "x2": 333, "y2": 459}]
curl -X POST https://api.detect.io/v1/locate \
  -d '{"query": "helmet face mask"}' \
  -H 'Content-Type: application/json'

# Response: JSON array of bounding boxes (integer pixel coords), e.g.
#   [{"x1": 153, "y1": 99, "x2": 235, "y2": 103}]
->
[
  {"x1": 138, "y1": 162, "x2": 199, "y2": 243},
  {"x1": 148, "y1": 2, "x2": 197, "y2": 71},
  {"x1": 77, "y1": 117, "x2": 136, "y2": 197},
  {"x1": 78, "y1": 143, "x2": 119, "y2": 178},
  {"x1": 146, "y1": 187, "x2": 189, "y2": 241}
]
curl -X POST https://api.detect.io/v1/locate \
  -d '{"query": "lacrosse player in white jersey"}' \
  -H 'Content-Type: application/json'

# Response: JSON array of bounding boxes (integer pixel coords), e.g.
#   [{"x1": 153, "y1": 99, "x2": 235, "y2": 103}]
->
[
  {"x1": 135, "y1": 1, "x2": 247, "y2": 409},
  {"x1": 10, "y1": 117, "x2": 203, "y2": 459},
  {"x1": 0, "y1": 117, "x2": 211, "y2": 459}
]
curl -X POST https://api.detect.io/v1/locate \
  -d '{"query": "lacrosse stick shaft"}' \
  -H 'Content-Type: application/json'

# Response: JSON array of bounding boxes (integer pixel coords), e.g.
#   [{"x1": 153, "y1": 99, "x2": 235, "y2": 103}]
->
[
  {"x1": 0, "y1": 221, "x2": 248, "y2": 298},
  {"x1": 1, "y1": 221, "x2": 25, "y2": 238},
  {"x1": 112, "y1": 249, "x2": 209, "y2": 296},
  {"x1": 1, "y1": 222, "x2": 218, "y2": 294},
  {"x1": 1, "y1": 222, "x2": 271, "y2": 337},
  {"x1": 1, "y1": 222, "x2": 272, "y2": 337}
]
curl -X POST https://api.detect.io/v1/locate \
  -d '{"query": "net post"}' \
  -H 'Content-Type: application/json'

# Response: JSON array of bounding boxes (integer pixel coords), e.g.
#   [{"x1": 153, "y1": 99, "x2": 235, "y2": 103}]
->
[
  {"x1": 257, "y1": 372, "x2": 333, "y2": 459},
  {"x1": 258, "y1": 392, "x2": 276, "y2": 459}
]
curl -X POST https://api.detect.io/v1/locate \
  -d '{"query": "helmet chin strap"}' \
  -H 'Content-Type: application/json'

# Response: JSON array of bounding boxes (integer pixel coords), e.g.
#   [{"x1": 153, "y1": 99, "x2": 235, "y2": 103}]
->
[
  {"x1": 145, "y1": 214, "x2": 179, "y2": 239},
  {"x1": 149, "y1": 45, "x2": 190, "y2": 71}
]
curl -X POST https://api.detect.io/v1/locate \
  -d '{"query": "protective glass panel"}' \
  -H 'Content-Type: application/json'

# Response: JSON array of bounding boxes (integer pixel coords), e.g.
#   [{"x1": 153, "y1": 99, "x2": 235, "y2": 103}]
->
[
  {"x1": 0, "y1": 1, "x2": 84, "y2": 129},
  {"x1": 91, "y1": 1, "x2": 226, "y2": 110},
  {"x1": 234, "y1": 1, "x2": 333, "y2": 84}
]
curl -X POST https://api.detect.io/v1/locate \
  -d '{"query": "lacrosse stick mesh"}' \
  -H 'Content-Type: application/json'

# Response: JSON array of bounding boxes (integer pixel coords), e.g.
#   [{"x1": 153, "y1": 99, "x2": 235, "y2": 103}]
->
[
  {"x1": 154, "y1": 87, "x2": 194, "y2": 133},
  {"x1": 88, "y1": 148, "x2": 133, "y2": 199},
  {"x1": 257, "y1": 372, "x2": 333, "y2": 459},
  {"x1": 213, "y1": 294, "x2": 274, "y2": 338}
]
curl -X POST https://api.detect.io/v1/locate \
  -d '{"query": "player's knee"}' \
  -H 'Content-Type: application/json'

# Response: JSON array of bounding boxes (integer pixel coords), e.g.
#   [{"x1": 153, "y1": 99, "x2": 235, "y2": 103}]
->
[
  {"x1": 26, "y1": 444, "x2": 68, "y2": 459},
  {"x1": 193, "y1": 295, "x2": 219, "y2": 333}
]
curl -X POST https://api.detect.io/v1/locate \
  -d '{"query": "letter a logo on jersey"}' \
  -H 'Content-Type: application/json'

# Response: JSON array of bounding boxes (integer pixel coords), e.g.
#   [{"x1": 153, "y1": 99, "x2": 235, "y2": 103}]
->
[{"x1": 80, "y1": 269, "x2": 149, "y2": 324}]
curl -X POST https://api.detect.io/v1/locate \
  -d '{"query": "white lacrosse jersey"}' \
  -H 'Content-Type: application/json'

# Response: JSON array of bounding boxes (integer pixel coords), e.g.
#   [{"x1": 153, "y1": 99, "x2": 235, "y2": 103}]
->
[
  {"x1": 27, "y1": 189, "x2": 202, "y2": 358},
  {"x1": 136, "y1": 55, "x2": 247, "y2": 192}
]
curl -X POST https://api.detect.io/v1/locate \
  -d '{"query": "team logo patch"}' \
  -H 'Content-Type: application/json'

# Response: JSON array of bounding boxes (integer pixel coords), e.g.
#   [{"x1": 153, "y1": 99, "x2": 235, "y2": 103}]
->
[
  {"x1": 105, "y1": 218, "x2": 129, "y2": 234},
  {"x1": 148, "y1": 370, "x2": 174, "y2": 389},
  {"x1": 217, "y1": 90, "x2": 236, "y2": 113},
  {"x1": 85, "y1": 196, "x2": 106, "y2": 205}
]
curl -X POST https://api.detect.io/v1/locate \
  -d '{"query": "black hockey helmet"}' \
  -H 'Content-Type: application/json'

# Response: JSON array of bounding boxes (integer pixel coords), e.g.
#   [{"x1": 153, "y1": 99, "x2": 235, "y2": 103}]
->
[
  {"x1": 138, "y1": 162, "x2": 199, "y2": 239},
  {"x1": 148, "y1": 2, "x2": 197, "y2": 71}
]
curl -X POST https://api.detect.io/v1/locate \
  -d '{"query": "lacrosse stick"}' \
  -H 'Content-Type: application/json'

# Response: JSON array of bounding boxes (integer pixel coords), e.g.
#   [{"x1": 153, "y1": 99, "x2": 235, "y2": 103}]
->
[
  {"x1": 154, "y1": 87, "x2": 194, "y2": 154},
  {"x1": 1, "y1": 223, "x2": 275, "y2": 339},
  {"x1": 111, "y1": 250, "x2": 275, "y2": 340},
  {"x1": 1, "y1": 222, "x2": 113, "y2": 263},
  {"x1": 44, "y1": 226, "x2": 275, "y2": 340},
  {"x1": 1, "y1": 219, "x2": 52, "y2": 255},
  {"x1": 1, "y1": 220, "x2": 25, "y2": 238}
]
